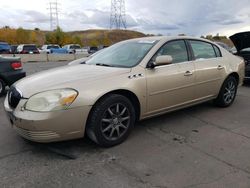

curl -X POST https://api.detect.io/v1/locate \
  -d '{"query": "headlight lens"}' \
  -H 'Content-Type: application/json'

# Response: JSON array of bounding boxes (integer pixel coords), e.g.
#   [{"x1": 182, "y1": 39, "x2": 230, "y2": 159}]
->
[{"x1": 25, "y1": 89, "x2": 78, "y2": 112}]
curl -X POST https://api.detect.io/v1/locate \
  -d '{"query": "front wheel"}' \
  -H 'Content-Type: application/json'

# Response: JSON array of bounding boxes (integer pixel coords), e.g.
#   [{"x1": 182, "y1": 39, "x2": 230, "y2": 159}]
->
[
  {"x1": 214, "y1": 76, "x2": 238, "y2": 107},
  {"x1": 0, "y1": 79, "x2": 6, "y2": 97},
  {"x1": 86, "y1": 94, "x2": 136, "y2": 147}
]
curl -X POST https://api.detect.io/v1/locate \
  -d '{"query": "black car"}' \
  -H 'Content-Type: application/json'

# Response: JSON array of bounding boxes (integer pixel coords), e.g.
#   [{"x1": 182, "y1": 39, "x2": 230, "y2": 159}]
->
[
  {"x1": 0, "y1": 42, "x2": 11, "y2": 54},
  {"x1": 0, "y1": 56, "x2": 26, "y2": 96},
  {"x1": 230, "y1": 32, "x2": 250, "y2": 80},
  {"x1": 88, "y1": 46, "x2": 98, "y2": 54},
  {"x1": 16, "y1": 44, "x2": 40, "y2": 54}
]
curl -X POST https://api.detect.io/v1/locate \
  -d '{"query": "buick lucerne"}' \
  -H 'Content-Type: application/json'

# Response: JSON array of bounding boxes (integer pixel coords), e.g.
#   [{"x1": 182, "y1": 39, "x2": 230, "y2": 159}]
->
[{"x1": 4, "y1": 36, "x2": 245, "y2": 147}]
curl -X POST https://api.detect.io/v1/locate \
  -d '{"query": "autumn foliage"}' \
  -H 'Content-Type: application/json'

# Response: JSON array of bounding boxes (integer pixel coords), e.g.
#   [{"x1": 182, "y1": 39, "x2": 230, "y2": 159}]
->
[
  {"x1": 0, "y1": 26, "x2": 233, "y2": 47},
  {"x1": 0, "y1": 26, "x2": 146, "y2": 47}
]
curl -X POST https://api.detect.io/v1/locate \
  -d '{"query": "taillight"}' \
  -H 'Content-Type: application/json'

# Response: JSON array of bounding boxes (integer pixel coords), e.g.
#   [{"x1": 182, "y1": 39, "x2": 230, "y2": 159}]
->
[
  {"x1": 11, "y1": 62, "x2": 22, "y2": 70},
  {"x1": 20, "y1": 50, "x2": 27, "y2": 54}
]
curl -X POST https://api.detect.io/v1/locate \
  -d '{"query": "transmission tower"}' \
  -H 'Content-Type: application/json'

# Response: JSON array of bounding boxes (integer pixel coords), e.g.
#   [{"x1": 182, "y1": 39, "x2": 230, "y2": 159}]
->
[
  {"x1": 110, "y1": 0, "x2": 126, "y2": 30},
  {"x1": 48, "y1": 0, "x2": 59, "y2": 31}
]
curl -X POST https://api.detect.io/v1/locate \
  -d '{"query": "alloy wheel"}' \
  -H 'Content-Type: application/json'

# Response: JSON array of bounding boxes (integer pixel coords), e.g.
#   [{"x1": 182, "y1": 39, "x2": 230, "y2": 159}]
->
[
  {"x1": 223, "y1": 80, "x2": 236, "y2": 104},
  {"x1": 101, "y1": 103, "x2": 130, "y2": 141}
]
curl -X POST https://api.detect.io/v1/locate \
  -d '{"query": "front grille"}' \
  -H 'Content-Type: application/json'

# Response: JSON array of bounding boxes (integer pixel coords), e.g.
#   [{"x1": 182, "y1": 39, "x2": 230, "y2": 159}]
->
[{"x1": 8, "y1": 87, "x2": 22, "y2": 109}]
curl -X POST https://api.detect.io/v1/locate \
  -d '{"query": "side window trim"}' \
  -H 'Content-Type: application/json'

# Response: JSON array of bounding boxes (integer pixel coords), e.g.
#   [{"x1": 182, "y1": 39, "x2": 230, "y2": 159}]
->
[
  {"x1": 212, "y1": 45, "x2": 222, "y2": 57},
  {"x1": 185, "y1": 40, "x2": 195, "y2": 61},
  {"x1": 147, "y1": 39, "x2": 191, "y2": 68}
]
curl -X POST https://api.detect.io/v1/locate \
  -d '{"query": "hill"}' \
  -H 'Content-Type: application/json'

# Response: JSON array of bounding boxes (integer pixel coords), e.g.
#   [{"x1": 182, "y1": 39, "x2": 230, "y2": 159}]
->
[
  {"x1": 0, "y1": 27, "x2": 146, "y2": 47},
  {"x1": 68, "y1": 29, "x2": 146, "y2": 46},
  {"x1": 0, "y1": 27, "x2": 234, "y2": 48}
]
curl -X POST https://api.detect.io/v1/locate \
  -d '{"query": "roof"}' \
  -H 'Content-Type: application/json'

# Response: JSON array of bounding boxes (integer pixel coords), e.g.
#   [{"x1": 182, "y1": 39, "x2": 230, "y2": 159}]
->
[{"x1": 127, "y1": 35, "x2": 214, "y2": 43}]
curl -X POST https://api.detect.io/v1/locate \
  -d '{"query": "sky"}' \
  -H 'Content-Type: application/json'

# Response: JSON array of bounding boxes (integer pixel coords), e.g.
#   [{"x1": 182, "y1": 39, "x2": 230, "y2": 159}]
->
[{"x1": 0, "y1": 0, "x2": 250, "y2": 37}]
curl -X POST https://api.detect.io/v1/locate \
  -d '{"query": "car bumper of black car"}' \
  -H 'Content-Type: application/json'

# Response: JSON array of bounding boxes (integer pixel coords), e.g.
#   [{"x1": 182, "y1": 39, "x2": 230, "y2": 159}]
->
[
  {"x1": 1, "y1": 70, "x2": 26, "y2": 86},
  {"x1": 245, "y1": 65, "x2": 250, "y2": 80}
]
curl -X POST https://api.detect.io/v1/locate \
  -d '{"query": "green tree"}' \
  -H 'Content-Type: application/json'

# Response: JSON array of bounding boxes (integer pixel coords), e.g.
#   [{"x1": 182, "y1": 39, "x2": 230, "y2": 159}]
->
[
  {"x1": 45, "y1": 27, "x2": 66, "y2": 46},
  {"x1": 16, "y1": 27, "x2": 31, "y2": 44},
  {"x1": 54, "y1": 27, "x2": 65, "y2": 46},
  {"x1": 73, "y1": 36, "x2": 82, "y2": 46}
]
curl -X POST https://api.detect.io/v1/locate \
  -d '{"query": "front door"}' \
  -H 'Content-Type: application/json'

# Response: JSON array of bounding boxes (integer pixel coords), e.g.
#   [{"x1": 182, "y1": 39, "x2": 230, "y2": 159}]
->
[{"x1": 146, "y1": 40, "x2": 196, "y2": 115}]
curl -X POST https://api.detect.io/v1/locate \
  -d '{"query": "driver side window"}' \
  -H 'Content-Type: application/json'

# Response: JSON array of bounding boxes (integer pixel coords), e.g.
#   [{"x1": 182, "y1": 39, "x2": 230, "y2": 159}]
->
[{"x1": 153, "y1": 40, "x2": 189, "y2": 64}]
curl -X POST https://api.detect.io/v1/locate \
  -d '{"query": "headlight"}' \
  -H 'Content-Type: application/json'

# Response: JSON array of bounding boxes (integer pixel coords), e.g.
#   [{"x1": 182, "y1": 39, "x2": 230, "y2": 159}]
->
[{"x1": 25, "y1": 89, "x2": 78, "y2": 112}]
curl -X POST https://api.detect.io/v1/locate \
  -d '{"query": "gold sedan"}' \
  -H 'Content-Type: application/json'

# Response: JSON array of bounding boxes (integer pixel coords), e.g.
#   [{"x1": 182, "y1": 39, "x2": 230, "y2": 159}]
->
[{"x1": 4, "y1": 36, "x2": 245, "y2": 147}]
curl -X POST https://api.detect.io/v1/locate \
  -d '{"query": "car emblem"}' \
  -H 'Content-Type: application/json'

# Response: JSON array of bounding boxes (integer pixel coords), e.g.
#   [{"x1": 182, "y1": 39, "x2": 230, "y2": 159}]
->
[{"x1": 128, "y1": 73, "x2": 144, "y2": 79}]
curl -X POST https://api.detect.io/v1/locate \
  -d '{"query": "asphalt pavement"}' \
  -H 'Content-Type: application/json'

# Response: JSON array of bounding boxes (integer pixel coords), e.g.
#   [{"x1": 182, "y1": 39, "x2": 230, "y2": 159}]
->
[{"x1": 0, "y1": 62, "x2": 250, "y2": 188}]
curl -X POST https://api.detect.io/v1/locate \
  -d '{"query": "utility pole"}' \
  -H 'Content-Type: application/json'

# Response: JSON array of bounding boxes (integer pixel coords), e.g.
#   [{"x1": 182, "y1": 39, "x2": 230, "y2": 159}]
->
[
  {"x1": 48, "y1": 0, "x2": 59, "y2": 31},
  {"x1": 110, "y1": 0, "x2": 126, "y2": 30}
]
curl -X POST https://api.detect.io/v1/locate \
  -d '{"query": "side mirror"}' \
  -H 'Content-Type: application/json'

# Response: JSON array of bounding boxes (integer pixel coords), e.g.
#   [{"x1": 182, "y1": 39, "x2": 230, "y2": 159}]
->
[{"x1": 154, "y1": 55, "x2": 173, "y2": 67}]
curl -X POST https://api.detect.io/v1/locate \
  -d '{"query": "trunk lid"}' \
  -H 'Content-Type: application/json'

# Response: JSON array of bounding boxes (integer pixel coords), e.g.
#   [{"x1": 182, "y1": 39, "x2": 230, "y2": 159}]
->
[
  {"x1": 0, "y1": 56, "x2": 22, "y2": 73},
  {"x1": 230, "y1": 32, "x2": 250, "y2": 52}
]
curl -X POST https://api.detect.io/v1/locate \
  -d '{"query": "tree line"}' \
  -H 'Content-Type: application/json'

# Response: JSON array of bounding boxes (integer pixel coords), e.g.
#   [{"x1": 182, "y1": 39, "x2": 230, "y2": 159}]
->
[{"x1": 0, "y1": 26, "x2": 233, "y2": 47}]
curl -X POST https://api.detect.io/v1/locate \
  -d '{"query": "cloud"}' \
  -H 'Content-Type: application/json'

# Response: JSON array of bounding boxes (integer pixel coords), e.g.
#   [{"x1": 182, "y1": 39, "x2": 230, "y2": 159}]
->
[
  {"x1": 0, "y1": 0, "x2": 250, "y2": 36},
  {"x1": 23, "y1": 10, "x2": 50, "y2": 23}
]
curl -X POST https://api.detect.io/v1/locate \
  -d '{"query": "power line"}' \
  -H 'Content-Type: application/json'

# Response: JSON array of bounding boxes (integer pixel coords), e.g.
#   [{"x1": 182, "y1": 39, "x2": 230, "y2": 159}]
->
[
  {"x1": 110, "y1": 0, "x2": 126, "y2": 30},
  {"x1": 48, "y1": 0, "x2": 60, "y2": 31}
]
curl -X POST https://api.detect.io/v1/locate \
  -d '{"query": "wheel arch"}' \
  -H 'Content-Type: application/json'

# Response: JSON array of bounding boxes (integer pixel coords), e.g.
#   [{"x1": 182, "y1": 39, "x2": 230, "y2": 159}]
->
[
  {"x1": 88, "y1": 89, "x2": 141, "y2": 123},
  {"x1": 227, "y1": 72, "x2": 239, "y2": 85},
  {"x1": 0, "y1": 75, "x2": 7, "y2": 85}
]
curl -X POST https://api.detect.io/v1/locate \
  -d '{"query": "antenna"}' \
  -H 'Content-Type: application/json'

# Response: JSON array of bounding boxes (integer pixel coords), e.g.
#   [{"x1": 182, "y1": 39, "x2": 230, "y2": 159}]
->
[
  {"x1": 110, "y1": 0, "x2": 126, "y2": 30},
  {"x1": 48, "y1": 0, "x2": 60, "y2": 31}
]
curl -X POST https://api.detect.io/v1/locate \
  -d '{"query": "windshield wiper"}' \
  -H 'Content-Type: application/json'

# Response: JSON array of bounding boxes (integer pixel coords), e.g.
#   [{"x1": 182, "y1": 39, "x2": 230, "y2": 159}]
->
[{"x1": 95, "y1": 63, "x2": 113, "y2": 67}]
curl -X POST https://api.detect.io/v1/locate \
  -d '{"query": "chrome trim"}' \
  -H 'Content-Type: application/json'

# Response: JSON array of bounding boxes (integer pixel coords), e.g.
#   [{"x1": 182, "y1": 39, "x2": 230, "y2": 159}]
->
[{"x1": 15, "y1": 87, "x2": 23, "y2": 98}]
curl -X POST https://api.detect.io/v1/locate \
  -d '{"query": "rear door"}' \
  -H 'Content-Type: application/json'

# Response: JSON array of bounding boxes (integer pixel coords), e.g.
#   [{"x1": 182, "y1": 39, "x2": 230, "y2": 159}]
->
[{"x1": 188, "y1": 40, "x2": 225, "y2": 99}]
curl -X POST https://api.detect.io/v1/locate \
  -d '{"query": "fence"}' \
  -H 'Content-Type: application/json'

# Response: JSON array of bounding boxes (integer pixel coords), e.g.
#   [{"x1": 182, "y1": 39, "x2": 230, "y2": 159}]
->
[{"x1": 4, "y1": 53, "x2": 89, "y2": 63}]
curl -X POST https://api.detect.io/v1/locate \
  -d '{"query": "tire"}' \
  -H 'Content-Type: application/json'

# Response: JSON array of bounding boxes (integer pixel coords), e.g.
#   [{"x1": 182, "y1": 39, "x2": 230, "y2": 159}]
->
[
  {"x1": 0, "y1": 79, "x2": 6, "y2": 97},
  {"x1": 86, "y1": 94, "x2": 136, "y2": 147},
  {"x1": 214, "y1": 76, "x2": 238, "y2": 107}
]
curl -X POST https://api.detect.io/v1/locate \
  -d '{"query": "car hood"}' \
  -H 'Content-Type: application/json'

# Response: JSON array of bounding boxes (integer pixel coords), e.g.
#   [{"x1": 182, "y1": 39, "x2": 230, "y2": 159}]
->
[
  {"x1": 14, "y1": 64, "x2": 131, "y2": 97},
  {"x1": 230, "y1": 32, "x2": 250, "y2": 52}
]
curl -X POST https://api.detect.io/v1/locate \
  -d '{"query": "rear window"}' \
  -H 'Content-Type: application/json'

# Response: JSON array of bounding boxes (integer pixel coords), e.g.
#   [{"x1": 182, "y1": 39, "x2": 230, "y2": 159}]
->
[
  {"x1": 190, "y1": 40, "x2": 216, "y2": 59},
  {"x1": 23, "y1": 45, "x2": 37, "y2": 51}
]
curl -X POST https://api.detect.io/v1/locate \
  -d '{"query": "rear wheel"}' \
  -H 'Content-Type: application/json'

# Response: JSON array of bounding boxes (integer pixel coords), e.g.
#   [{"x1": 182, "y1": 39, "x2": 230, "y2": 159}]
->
[
  {"x1": 214, "y1": 76, "x2": 238, "y2": 107},
  {"x1": 86, "y1": 94, "x2": 135, "y2": 147},
  {"x1": 0, "y1": 79, "x2": 6, "y2": 97}
]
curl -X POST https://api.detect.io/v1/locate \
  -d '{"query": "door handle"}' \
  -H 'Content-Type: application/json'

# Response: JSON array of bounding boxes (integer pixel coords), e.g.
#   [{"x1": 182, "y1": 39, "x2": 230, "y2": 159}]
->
[
  {"x1": 217, "y1": 65, "x2": 224, "y2": 70},
  {"x1": 184, "y1": 71, "x2": 193, "y2": 76}
]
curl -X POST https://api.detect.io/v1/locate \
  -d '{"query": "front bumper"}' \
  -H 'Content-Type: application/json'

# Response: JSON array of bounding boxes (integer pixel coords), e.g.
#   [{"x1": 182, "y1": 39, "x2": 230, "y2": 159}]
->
[
  {"x1": 245, "y1": 65, "x2": 250, "y2": 80},
  {"x1": 4, "y1": 95, "x2": 91, "y2": 143}
]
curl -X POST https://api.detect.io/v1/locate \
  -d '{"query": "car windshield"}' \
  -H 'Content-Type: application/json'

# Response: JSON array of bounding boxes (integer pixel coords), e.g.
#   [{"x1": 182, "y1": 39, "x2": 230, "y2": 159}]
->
[
  {"x1": 86, "y1": 40, "x2": 158, "y2": 68},
  {"x1": 90, "y1": 47, "x2": 98, "y2": 50},
  {"x1": 23, "y1": 45, "x2": 37, "y2": 50},
  {"x1": 48, "y1": 45, "x2": 59, "y2": 49},
  {"x1": 241, "y1": 47, "x2": 250, "y2": 53}
]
